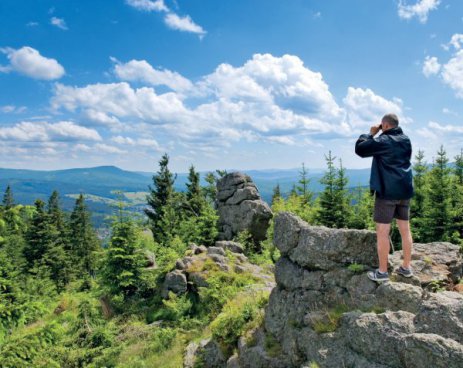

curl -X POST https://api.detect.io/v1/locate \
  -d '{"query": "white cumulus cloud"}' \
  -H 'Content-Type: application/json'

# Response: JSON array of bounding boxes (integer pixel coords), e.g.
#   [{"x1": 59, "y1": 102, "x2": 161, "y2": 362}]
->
[
  {"x1": 343, "y1": 87, "x2": 408, "y2": 129},
  {"x1": 126, "y1": 0, "x2": 168, "y2": 12},
  {"x1": 0, "y1": 46, "x2": 65, "y2": 80},
  {"x1": 422, "y1": 56, "x2": 441, "y2": 77},
  {"x1": 164, "y1": 13, "x2": 206, "y2": 36},
  {"x1": 111, "y1": 57, "x2": 193, "y2": 91},
  {"x1": 0, "y1": 121, "x2": 101, "y2": 142},
  {"x1": 126, "y1": 0, "x2": 205, "y2": 36},
  {"x1": 398, "y1": 0, "x2": 440, "y2": 23}
]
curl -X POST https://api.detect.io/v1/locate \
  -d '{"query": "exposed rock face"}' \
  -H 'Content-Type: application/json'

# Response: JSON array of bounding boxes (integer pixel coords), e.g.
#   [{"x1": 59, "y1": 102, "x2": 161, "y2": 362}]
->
[
  {"x1": 227, "y1": 212, "x2": 463, "y2": 368},
  {"x1": 163, "y1": 242, "x2": 275, "y2": 300},
  {"x1": 216, "y1": 172, "x2": 273, "y2": 242}
]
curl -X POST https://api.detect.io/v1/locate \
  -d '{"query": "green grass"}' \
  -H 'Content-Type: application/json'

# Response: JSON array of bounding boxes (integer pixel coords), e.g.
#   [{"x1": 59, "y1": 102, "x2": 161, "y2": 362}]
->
[
  {"x1": 312, "y1": 304, "x2": 350, "y2": 334},
  {"x1": 347, "y1": 263, "x2": 364, "y2": 273}
]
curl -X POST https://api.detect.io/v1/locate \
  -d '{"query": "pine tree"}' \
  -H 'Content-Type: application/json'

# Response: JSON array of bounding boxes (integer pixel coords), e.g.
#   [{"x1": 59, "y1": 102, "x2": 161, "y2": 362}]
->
[
  {"x1": 333, "y1": 159, "x2": 351, "y2": 228},
  {"x1": 425, "y1": 146, "x2": 452, "y2": 241},
  {"x1": 348, "y1": 186, "x2": 374, "y2": 230},
  {"x1": 185, "y1": 165, "x2": 203, "y2": 216},
  {"x1": 70, "y1": 194, "x2": 101, "y2": 276},
  {"x1": 316, "y1": 151, "x2": 338, "y2": 228},
  {"x1": 271, "y1": 184, "x2": 281, "y2": 205},
  {"x1": 23, "y1": 197, "x2": 73, "y2": 291},
  {"x1": 145, "y1": 153, "x2": 177, "y2": 243},
  {"x1": 203, "y1": 172, "x2": 218, "y2": 204},
  {"x1": 2, "y1": 185, "x2": 14, "y2": 210},
  {"x1": 454, "y1": 149, "x2": 463, "y2": 186},
  {"x1": 102, "y1": 216, "x2": 145, "y2": 299},
  {"x1": 297, "y1": 163, "x2": 312, "y2": 204},
  {"x1": 410, "y1": 150, "x2": 428, "y2": 242},
  {"x1": 24, "y1": 200, "x2": 50, "y2": 266},
  {"x1": 450, "y1": 149, "x2": 463, "y2": 242}
]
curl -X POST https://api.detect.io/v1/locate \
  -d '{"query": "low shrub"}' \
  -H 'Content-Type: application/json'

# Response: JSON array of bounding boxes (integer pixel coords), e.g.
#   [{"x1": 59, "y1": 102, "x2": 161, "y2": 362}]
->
[{"x1": 210, "y1": 290, "x2": 269, "y2": 358}]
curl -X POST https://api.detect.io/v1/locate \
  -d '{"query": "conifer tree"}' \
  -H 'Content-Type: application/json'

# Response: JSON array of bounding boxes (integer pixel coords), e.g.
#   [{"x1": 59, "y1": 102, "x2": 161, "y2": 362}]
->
[
  {"x1": 410, "y1": 150, "x2": 428, "y2": 241},
  {"x1": 297, "y1": 163, "x2": 312, "y2": 204},
  {"x1": 2, "y1": 185, "x2": 14, "y2": 210},
  {"x1": 451, "y1": 149, "x2": 463, "y2": 241},
  {"x1": 145, "y1": 153, "x2": 176, "y2": 243},
  {"x1": 24, "y1": 200, "x2": 50, "y2": 266},
  {"x1": 185, "y1": 165, "x2": 203, "y2": 216},
  {"x1": 348, "y1": 186, "x2": 374, "y2": 229},
  {"x1": 425, "y1": 146, "x2": 452, "y2": 241},
  {"x1": 289, "y1": 184, "x2": 298, "y2": 197},
  {"x1": 203, "y1": 172, "x2": 218, "y2": 204},
  {"x1": 70, "y1": 194, "x2": 101, "y2": 276},
  {"x1": 316, "y1": 151, "x2": 338, "y2": 228},
  {"x1": 454, "y1": 149, "x2": 463, "y2": 186},
  {"x1": 102, "y1": 215, "x2": 145, "y2": 299},
  {"x1": 271, "y1": 184, "x2": 281, "y2": 205},
  {"x1": 333, "y1": 159, "x2": 351, "y2": 228}
]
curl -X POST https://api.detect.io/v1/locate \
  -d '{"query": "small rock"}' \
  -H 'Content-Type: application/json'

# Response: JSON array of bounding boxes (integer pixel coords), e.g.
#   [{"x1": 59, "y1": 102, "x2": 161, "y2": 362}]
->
[
  {"x1": 209, "y1": 253, "x2": 226, "y2": 264},
  {"x1": 207, "y1": 246, "x2": 227, "y2": 256},
  {"x1": 175, "y1": 259, "x2": 185, "y2": 270},
  {"x1": 234, "y1": 264, "x2": 246, "y2": 273},
  {"x1": 216, "y1": 240, "x2": 244, "y2": 254},
  {"x1": 197, "y1": 245, "x2": 207, "y2": 254},
  {"x1": 162, "y1": 270, "x2": 187, "y2": 298}
]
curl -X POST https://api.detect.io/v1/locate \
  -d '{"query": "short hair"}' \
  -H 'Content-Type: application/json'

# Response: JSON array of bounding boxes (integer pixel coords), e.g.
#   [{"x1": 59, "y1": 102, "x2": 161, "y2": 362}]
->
[{"x1": 382, "y1": 113, "x2": 399, "y2": 127}]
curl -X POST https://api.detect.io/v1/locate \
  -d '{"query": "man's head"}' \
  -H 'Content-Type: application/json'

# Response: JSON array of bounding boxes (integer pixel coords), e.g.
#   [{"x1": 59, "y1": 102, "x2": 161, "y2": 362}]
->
[{"x1": 381, "y1": 113, "x2": 399, "y2": 131}]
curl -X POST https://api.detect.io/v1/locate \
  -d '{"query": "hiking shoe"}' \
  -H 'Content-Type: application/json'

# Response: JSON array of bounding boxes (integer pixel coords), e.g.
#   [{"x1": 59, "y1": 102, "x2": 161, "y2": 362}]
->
[
  {"x1": 396, "y1": 266, "x2": 413, "y2": 278},
  {"x1": 367, "y1": 269, "x2": 389, "y2": 282}
]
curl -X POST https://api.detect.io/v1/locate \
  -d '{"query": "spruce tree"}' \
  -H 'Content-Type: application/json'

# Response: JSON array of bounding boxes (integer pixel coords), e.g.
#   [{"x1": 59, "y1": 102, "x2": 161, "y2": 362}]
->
[
  {"x1": 271, "y1": 184, "x2": 282, "y2": 205},
  {"x1": 348, "y1": 186, "x2": 374, "y2": 230},
  {"x1": 451, "y1": 149, "x2": 463, "y2": 242},
  {"x1": 24, "y1": 200, "x2": 50, "y2": 266},
  {"x1": 185, "y1": 165, "x2": 203, "y2": 216},
  {"x1": 145, "y1": 153, "x2": 176, "y2": 243},
  {"x1": 2, "y1": 185, "x2": 14, "y2": 210},
  {"x1": 410, "y1": 150, "x2": 428, "y2": 242},
  {"x1": 316, "y1": 151, "x2": 338, "y2": 228},
  {"x1": 102, "y1": 216, "x2": 145, "y2": 299},
  {"x1": 425, "y1": 146, "x2": 452, "y2": 241},
  {"x1": 70, "y1": 194, "x2": 101, "y2": 276},
  {"x1": 203, "y1": 172, "x2": 218, "y2": 204},
  {"x1": 297, "y1": 163, "x2": 312, "y2": 204},
  {"x1": 333, "y1": 159, "x2": 351, "y2": 228},
  {"x1": 454, "y1": 149, "x2": 463, "y2": 186},
  {"x1": 24, "y1": 198, "x2": 71, "y2": 291}
]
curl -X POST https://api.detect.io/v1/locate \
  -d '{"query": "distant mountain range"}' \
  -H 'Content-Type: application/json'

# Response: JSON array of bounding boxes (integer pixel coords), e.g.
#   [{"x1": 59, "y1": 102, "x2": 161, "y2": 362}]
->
[{"x1": 0, "y1": 165, "x2": 371, "y2": 227}]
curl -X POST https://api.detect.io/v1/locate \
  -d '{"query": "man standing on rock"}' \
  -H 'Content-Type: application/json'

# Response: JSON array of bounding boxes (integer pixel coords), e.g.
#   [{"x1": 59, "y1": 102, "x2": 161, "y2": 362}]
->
[{"x1": 355, "y1": 113, "x2": 414, "y2": 282}]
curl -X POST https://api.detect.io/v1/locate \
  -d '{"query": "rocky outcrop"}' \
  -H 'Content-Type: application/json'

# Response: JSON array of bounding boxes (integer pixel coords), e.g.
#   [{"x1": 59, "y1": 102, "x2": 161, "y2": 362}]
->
[
  {"x1": 230, "y1": 212, "x2": 463, "y2": 368},
  {"x1": 162, "y1": 242, "x2": 275, "y2": 299},
  {"x1": 216, "y1": 172, "x2": 273, "y2": 242}
]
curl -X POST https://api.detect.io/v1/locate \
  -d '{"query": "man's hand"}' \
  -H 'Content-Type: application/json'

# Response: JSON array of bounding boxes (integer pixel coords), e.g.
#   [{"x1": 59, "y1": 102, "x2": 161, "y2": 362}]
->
[{"x1": 370, "y1": 123, "x2": 382, "y2": 136}]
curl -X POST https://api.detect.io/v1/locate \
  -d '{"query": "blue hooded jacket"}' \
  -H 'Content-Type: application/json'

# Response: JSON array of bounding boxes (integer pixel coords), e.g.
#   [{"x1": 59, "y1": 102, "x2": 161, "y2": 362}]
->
[{"x1": 355, "y1": 127, "x2": 414, "y2": 200}]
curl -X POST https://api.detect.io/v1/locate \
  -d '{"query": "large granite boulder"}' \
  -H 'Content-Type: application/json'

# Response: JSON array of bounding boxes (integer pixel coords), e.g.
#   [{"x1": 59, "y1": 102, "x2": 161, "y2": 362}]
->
[
  {"x1": 232, "y1": 212, "x2": 463, "y2": 368},
  {"x1": 216, "y1": 172, "x2": 272, "y2": 242},
  {"x1": 274, "y1": 211, "x2": 378, "y2": 270}
]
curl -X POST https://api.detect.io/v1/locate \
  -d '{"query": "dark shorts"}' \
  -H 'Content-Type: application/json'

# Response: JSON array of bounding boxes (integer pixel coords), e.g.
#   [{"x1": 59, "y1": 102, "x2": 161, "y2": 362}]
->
[{"x1": 374, "y1": 197, "x2": 410, "y2": 224}]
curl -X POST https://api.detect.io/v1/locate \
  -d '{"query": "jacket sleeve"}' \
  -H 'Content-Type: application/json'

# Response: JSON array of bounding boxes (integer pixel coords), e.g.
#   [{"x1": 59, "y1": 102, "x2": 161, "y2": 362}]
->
[{"x1": 355, "y1": 134, "x2": 390, "y2": 158}]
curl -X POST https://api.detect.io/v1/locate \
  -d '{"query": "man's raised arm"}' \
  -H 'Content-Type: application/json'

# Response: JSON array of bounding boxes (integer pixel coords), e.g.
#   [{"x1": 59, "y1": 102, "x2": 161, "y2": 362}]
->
[{"x1": 355, "y1": 124, "x2": 389, "y2": 158}]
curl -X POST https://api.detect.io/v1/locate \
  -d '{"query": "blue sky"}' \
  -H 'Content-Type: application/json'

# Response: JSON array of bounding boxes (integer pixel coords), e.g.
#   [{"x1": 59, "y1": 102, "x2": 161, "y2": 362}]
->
[{"x1": 1, "y1": 0, "x2": 463, "y2": 172}]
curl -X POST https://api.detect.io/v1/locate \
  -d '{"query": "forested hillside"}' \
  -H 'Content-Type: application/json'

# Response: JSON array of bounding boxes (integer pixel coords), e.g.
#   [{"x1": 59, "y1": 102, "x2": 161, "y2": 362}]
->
[{"x1": 1, "y1": 146, "x2": 462, "y2": 367}]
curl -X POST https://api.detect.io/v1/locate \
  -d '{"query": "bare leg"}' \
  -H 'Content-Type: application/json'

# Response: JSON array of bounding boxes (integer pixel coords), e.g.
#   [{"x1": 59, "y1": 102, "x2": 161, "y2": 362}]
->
[
  {"x1": 376, "y1": 222, "x2": 391, "y2": 273},
  {"x1": 397, "y1": 219, "x2": 413, "y2": 269}
]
